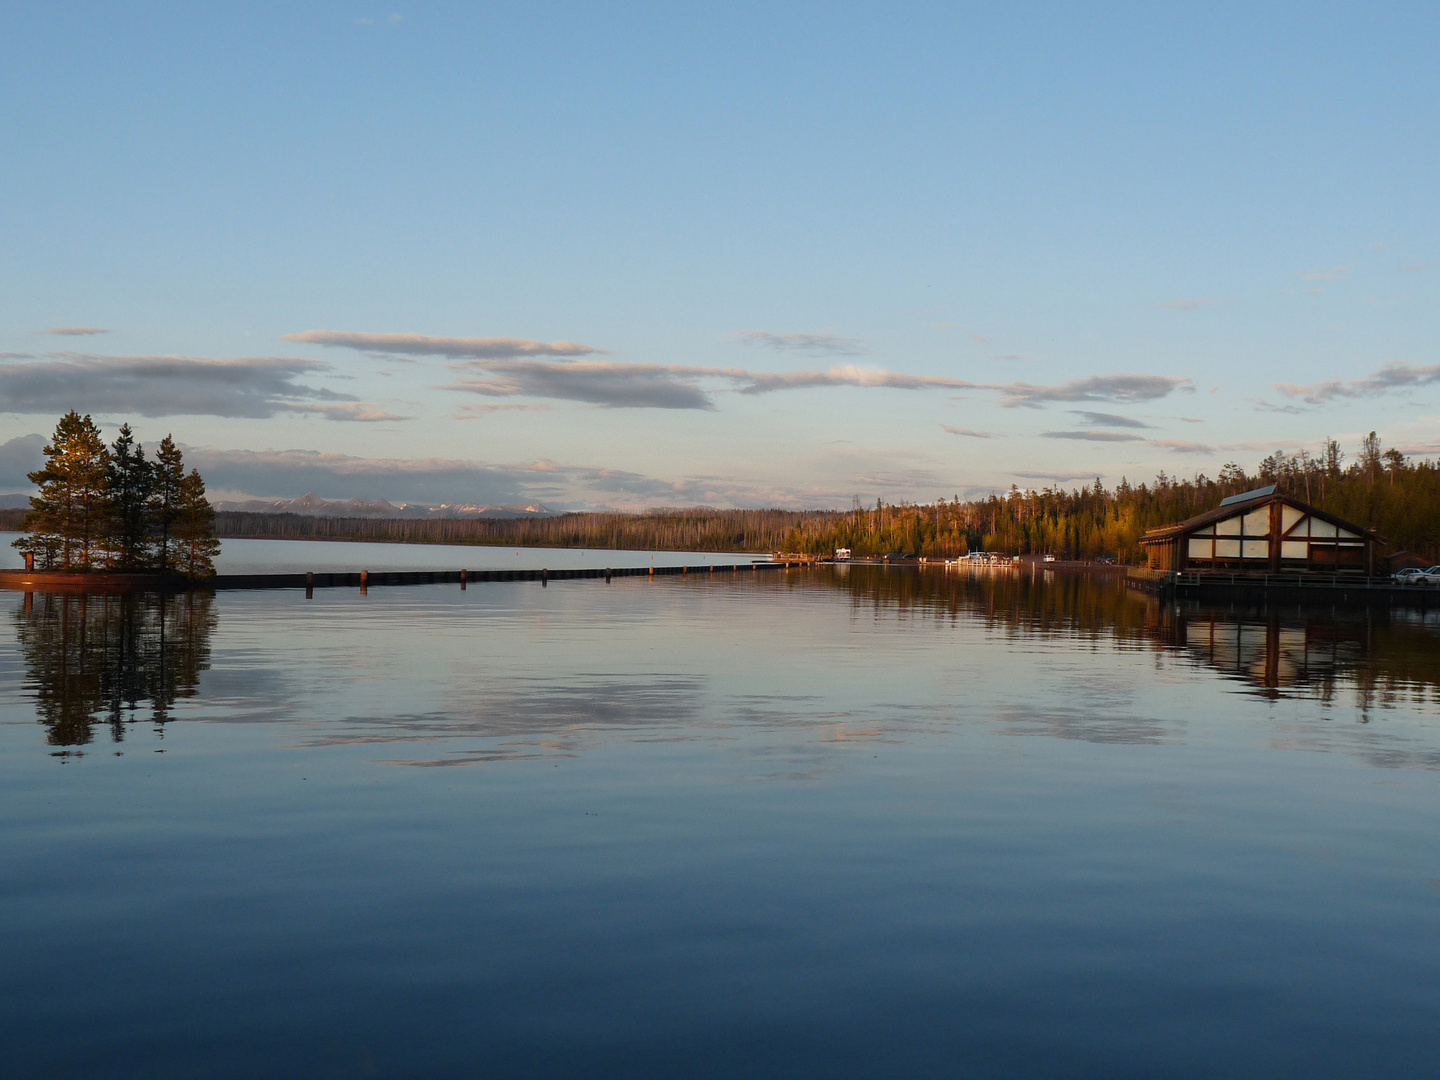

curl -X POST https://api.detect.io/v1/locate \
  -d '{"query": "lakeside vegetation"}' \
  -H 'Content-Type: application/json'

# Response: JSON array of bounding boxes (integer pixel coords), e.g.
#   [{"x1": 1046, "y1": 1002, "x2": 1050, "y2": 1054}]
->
[
  {"x1": 9, "y1": 412, "x2": 220, "y2": 577},
  {"x1": 186, "y1": 433, "x2": 1440, "y2": 563}
]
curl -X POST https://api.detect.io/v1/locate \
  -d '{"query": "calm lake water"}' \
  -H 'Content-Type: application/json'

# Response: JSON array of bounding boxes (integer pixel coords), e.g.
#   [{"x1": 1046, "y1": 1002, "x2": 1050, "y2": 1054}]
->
[
  {"x1": 0, "y1": 532, "x2": 760, "y2": 572},
  {"x1": 2, "y1": 565, "x2": 1438, "y2": 1078}
]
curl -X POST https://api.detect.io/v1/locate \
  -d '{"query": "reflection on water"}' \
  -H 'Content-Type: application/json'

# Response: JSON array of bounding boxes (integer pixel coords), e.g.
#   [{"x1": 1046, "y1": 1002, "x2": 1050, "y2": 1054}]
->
[
  {"x1": 826, "y1": 565, "x2": 1440, "y2": 707},
  {"x1": 7, "y1": 567, "x2": 1439, "y2": 751},
  {"x1": 12, "y1": 592, "x2": 214, "y2": 746},
  {"x1": 3, "y1": 566, "x2": 1440, "y2": 1077}
]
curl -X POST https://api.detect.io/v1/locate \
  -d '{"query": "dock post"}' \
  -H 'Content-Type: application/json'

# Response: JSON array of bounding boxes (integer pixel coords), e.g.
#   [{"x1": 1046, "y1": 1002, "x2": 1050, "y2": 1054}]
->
[
  {"x1": 605, "y1": 568, "x2": 611, "y2": 582},
  {"x1": 305, "y1": 571, "x2": 313, "y2": 600},
  {"x1": 24, "y1": 552, "x2": 33, "y2": 572},
  {"x1": 360, "y1": 570, "x2": 368, "y2": 596},
  {"x1": 682, "y1": 565, "x2": 688, "y2": 574},
  {"x1": 460, "y1": 569, "x2": 467, "y2": 590},
  {"x1": 542, "y1": 568, "x2": 548, "y2": 586},
  {"x1": 649, "y1": 566, "x2": 654, "y2": 576}
]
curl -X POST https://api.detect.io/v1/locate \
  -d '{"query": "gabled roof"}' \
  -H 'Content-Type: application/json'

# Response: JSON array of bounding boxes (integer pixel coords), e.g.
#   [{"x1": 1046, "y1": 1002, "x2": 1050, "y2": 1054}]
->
[
  {"x1": 1139, "y1": 489, "x2": 1381, "y2": 545},
  {"x1": 1218, "y1": 484, "x2": 1276, "y2": 507}
]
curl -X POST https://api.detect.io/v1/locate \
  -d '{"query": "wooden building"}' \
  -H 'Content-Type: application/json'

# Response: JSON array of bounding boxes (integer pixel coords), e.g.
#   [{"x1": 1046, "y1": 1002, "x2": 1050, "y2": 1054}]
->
[{"x1": 1139, "y1": 485, "x2": 1381, "y2": 574}]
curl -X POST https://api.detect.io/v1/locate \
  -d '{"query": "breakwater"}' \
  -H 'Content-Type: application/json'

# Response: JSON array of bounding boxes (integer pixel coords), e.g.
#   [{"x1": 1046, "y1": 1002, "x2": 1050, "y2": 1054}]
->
[{"x1": 0, "y1": 560, "x2": 798, "y2": 595}]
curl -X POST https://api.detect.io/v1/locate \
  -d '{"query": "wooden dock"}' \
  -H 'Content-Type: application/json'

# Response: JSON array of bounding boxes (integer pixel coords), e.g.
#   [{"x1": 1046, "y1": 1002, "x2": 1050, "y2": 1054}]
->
[
  {"x1": 0, "y1": 560, "x2": 805, "y2": 595},
  {"x1": 1125, "y1": 566, "x2": 1434, "y2": 605}
]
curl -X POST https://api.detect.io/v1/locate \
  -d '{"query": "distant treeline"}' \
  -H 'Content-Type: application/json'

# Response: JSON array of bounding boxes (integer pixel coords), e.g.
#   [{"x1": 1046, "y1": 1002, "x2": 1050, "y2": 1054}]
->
[
  {"x1": 214, "y1": 508, "x2": 831, "y2": 553},
  {"x1": 207, "y1": 431, "x2": 1440, "y2": 563}
]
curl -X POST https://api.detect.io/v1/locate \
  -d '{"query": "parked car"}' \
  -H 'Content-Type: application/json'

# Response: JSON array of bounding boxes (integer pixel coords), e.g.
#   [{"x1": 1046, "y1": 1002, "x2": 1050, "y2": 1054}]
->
[
  {"x1": 1418, "y1": 566, "x2": 1440, "y2": 585},
  {"x1": 1392, "y1": 567, "x2": 1427, "y2": 584}
]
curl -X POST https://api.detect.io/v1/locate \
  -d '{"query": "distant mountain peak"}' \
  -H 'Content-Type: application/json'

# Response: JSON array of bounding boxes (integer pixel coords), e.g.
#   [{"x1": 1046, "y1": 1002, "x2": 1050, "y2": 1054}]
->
[{"x1": 213, "y1": 494, "x2": 554, "y2": 520}]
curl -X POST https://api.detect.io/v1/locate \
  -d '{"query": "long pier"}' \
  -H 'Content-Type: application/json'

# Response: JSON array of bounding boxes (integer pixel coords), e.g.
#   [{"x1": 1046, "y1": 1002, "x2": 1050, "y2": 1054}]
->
[{"x1": 0, "y1": 561, "x2": 803, "y2": 595}]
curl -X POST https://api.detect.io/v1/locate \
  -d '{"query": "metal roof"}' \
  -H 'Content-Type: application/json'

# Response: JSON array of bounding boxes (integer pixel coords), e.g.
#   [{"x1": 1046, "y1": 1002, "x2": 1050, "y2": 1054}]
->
[
  {"x1": 1218, "y1": 484, "x2": 1277, "y2": 507},
  {"x1": 1140, "y1": 488, "x2": 1382, "y2": 545}
]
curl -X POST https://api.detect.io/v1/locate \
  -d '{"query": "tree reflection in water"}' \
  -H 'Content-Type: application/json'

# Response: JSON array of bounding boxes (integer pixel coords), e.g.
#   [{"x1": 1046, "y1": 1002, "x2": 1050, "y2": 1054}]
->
[
  {"x1": 13, "y1": 592, "x2": 215, "y2": 746},
  {"x1": 823, "y1": 564, "x2": 1440, "y2": 707}
]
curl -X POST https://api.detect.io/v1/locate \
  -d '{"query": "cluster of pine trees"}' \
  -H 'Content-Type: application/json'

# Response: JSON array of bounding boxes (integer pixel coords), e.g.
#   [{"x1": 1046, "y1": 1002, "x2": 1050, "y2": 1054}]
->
[
  {"x1": 14, "y1": 412, "x2": 220, "y2": 577},
  {"x1": 211, "y1": 431, "x2": 1437, "y2": 563}
]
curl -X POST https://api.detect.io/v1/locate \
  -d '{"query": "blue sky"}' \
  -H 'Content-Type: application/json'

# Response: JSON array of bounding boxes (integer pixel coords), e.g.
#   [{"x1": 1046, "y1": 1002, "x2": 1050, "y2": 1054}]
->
[{"x1": 2, "y1": 2, "x2": 1437, "y2": 508}]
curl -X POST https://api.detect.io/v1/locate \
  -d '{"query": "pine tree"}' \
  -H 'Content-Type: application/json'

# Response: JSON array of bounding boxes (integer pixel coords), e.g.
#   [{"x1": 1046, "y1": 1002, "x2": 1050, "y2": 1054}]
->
[
  {"x1": 150, "y1": 436, "x2": 186, "y2": 573},
  {"x1": 105, "y1": 424, "x2": 154, "y2": 570},
  {"x1": 174, "y1": 469, "x2": 220, "y2": 578},
  {"x1": 13, "y1": 412, "x2": 111, "y2": 570}
]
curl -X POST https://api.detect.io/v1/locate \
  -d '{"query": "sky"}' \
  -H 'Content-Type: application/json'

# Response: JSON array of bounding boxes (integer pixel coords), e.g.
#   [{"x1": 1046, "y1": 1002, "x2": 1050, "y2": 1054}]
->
[{"x1": 2, "y1": 2, "x2": 1438, "y2": 509}]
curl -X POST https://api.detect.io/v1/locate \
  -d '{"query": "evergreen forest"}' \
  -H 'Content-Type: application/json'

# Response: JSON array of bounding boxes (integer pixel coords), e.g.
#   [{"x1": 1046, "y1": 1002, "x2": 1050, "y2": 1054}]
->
[{"x1": 204, "y1": 432, "x2": 1439, "y2": 564}]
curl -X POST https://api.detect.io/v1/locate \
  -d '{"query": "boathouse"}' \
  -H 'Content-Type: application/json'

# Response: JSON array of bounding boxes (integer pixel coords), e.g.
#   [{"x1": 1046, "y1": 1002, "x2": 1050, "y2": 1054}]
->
[{"x1": 1138, "y1": 485, "x2": 1381, "y2": 575}]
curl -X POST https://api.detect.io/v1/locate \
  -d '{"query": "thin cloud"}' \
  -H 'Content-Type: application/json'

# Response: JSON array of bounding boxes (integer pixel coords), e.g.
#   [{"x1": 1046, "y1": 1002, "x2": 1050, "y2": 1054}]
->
[
  {"x1": 284, "y1": 330, "x2": 606, "y2": 360},
  {"x1": 1015, "y1": 470, "x2": 1100, "y2": 482},
  {"x1": 1155, "y1": 299, "x2": 1215, "y2": 311},
  {"x1": 1247, "y1": 398, "x2": 1308, "y2": 414},
  {"x1": 454, "y1": 403, "x2": 551, "y2": 420},
  {"x1": 38, "y1": 326, "x2": 108, "y2": 336},
  {"x1": 1040, "y1": 430, "x2": 1146, "y2": 442},
  {"x1": 190, "y1": 447, "x2": 540, "y2": 505},
  {"x1": 299, "y1": 327, "x2": 1193, "y2": 414},
  {"x1": 727, "y1": 331, "x2": 866, "y2": 356},
  {"x1": 941, "y1": 425, "x2": 998, "y2": 438},
  {"x1": 1302, "y1": 266, "x2": 1350, "y2": 281},
  {"x1": 1275, "y1": 362, "x2": 1440, "y2": 404},
  {"x1": 1069, "y1": 411, "x2": 1152, "y2": 429},
  {"x1": 277, "y1": 402, "x2": 408, "y2": 422},
  {"x1": 444, "y1": 360, "x2": 735, "y2": 410},
  {"x1": 988, "y1": 353, "x2": 1034, "y2": 361},
  {"x1": 186, "y1": 446, "x2": 834, "y2": 511},
  {"x1": 969, "y1": 333, "x2": 989, "y2": 343},
  {"x1": 451, "y1": 360, "x2": 980, "y2": 408},
  {"x1": 736, "y1": 366, "x2": 973, "y2": 395},
  {"x1": 995, "y1": 374, "x2": 1192, "y2": 408},
  {"x1": 1402, "y1": 263, "x2": 1432, "y2": 271},
  {"x1": 1151, "y1": 439, "x2": 1215, "y2": 454},
  {"x1": 0, "y1": 353, "x2": 383, "y2": 420}
]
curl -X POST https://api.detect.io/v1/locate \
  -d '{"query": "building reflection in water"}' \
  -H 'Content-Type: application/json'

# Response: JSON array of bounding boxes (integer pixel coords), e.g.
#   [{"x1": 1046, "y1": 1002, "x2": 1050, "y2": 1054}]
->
[
  {"x1": 1169, "y1": 616, "x2": 1359, "y2": 697},
  {"x1": 823, "y1": 564, "x2": 1440, "y2": 708},
  {"x1": 12, "y1": 592, "x2": 216, "y2": 746}
]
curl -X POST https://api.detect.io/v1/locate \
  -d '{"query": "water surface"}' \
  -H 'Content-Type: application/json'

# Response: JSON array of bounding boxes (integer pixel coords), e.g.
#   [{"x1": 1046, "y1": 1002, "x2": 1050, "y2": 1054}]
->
[
  {"x1": 0, "y1": 531, "x2": 760, "y2": 573},
  {"x1": 1, "y1": 566, "x2": 1437, "y2": 1078}
]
